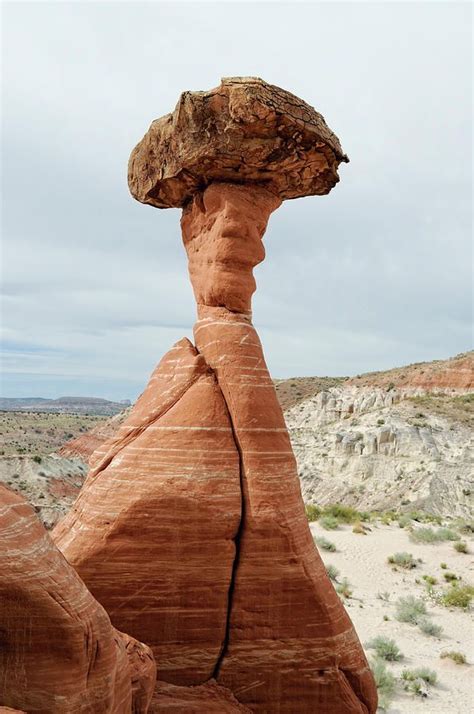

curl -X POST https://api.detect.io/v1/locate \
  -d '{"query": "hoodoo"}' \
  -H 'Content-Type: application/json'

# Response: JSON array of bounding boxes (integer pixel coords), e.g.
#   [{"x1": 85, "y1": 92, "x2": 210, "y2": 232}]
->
[{"x1": 54, "y1": 77, "x2": 377, "y2": 713}]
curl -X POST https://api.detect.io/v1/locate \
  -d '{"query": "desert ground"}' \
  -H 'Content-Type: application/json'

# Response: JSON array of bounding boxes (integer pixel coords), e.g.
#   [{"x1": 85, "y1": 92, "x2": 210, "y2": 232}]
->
[{"x1": 310, "y1": 517, "x2": 474, "y2": 713}]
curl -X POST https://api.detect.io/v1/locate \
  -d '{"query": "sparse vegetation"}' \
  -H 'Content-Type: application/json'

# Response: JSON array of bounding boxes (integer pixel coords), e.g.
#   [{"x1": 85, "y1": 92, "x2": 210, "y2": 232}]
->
[
  {"x1": 377, "y1": 591, "x2": 390, "y2": 602},
  {"x1": 440, "y1": 562, "x2": 448, "y2": 569},
  {"x1": 314, "y1": 535, "x2": 336, "y2": 552},
  {"x1": 366, "y1": 636, "x2": 403, "y2": 661},
  {"x1": 352, "y1": 521, "x2": 366, "y2": 534},
  {"x1": 388, "y1": 552, "x2": 417, "y2": 569},
  {"x1": 409, "y1": 526, "x2": 458, "y2": 544},
  {"x1": 370, "y1": 658, "x2": 396, "y2": 711},
  {"x1": 305, "y1": 504, "x2": 321, "y2": 522},
  {"x1": 454, "y1": 540, "x2": 469, "y2": 554},
  {"x1": 325, "y1": 564, "x2": 339, "y2": 582},
  {"x1": 441, "y1": 584, "x2": 474, "y2": 609},
  {"x1": 319, "y1": 515, "x2": 339, "y2": 530},
  {"x1": 417, "y1": 616, "x2": 443, "y2": 637},
  {"x1": 443, "y1": 572, "x2": 460, "y2": 583},
  {"x1": 440, "y1": 650, "x2": 467, "y2": 665},
  {"x1": 395, "y1": 595, "x2": 427, "y2": 624},
  {"x1": 335, "y1": 577, "x2": 352, "y2": 599},
  {"x1": 422, "y1": 575, "x2": 437, "y2": 586},
  {"x1": 401, "y1": 667, "x2": 437, "y2": 686}
]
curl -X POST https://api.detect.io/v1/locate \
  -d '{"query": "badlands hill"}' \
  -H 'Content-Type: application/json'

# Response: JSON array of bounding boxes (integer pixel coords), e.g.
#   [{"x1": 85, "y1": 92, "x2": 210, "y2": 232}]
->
[{"x1": 1, "y1": 352, "x2": 472, "y2": 527}]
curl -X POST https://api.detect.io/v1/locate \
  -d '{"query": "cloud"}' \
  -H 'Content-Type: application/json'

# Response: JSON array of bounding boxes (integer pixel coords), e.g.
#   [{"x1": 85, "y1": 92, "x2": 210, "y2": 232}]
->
[{"x1": 1, "y1": 2, "x2": 472, "y2": 399}]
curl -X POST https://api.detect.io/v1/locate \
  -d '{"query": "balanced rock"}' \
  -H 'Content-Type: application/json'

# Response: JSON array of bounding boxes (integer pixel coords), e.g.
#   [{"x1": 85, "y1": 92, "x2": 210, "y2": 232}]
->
[
  {"x1": 53, "y1": 77, "x2": 377, "y2": 713},
  {"x1": 0, "y1": 484, "x2": 156, "y2": 713}
]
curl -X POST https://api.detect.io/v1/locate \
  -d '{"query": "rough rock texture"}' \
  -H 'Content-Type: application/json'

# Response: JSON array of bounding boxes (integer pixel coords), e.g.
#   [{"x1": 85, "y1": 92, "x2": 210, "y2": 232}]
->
[
  {"x1": 0, "y1": 484, "x2": 155, "y2": 713},
  {"x1": 128, "y1": 76, "x2": 348, "y2": 209},
  {"x1": 54, "y1": 338, "x2": 242, "y2": 684},
  {"x1": 150, "y1": 680, "x2": 252, "y2": 713},
  {"x1": 287, "y1": 383, "x2": 474, "y2": 518}
]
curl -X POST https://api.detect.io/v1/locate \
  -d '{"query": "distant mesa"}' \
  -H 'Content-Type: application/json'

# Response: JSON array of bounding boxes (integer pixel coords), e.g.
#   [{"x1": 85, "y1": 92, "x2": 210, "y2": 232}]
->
[{"x1": 0, "y1": 396, "x2": 131, "y2": 416}]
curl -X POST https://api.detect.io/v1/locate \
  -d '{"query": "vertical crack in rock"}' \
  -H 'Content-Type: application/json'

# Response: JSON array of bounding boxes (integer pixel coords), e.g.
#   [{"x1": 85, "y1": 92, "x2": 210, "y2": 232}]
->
[{"x1": 212, "y1": 385, "x2": 246, "y2": 680}]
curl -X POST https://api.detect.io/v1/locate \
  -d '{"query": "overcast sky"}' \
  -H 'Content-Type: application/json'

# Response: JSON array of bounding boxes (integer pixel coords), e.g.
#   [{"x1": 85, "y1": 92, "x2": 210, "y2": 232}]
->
[{"x1": 1, "y1": 1, "x2": 472, "y2": 400}]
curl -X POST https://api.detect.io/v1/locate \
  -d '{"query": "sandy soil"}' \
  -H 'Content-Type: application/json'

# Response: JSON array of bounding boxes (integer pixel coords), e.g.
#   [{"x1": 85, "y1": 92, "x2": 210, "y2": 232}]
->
[{"x1": 310, "y1": 521, "x2": 474, "y2": 713}]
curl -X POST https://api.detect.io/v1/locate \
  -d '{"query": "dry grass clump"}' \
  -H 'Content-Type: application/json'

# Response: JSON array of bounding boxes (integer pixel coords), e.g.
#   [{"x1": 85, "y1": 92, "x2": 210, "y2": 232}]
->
[
  {"x1": 387, "y1": 552, "x2": 417, "y2": 569},
  {"x1": 441, "y1": 584, "x2": 474, "y2": 609},
  {"x1": 453, "y1": 540, "x2": 469, "y2": 554},
  {"x1": 417, "y1": 616, "x2": 443, "y2": 637},
  {"x1": 314, "y1": 535, "x2": 336, "y2": 552},
  {"x1": 440, "y1": 650, "x2": 467, "y2": 665},
  {"x1": 325, "y1": 564, "x2": 339, "y2": 582},
  {"x1": 335, "y1": 577, "x2": 352, "y2": 599},
  {"x1": 366, "y1": 636, "x2": 403, "y2": 661},
  {"x1": 401, "y1": 667, "x2": 438, "y2": 697},
  {"x1": 305, "y1": 504, "x2": 321, "y2": 522},
  {"x1": 395, "y1": 595, "x2": 427, "y2": 624},
  {"x1": 370, "y1": 658, "x2": 396, "y2": 711},
  {"x1": 409, "y1": 526, "x2": 458, "y2": 544}
]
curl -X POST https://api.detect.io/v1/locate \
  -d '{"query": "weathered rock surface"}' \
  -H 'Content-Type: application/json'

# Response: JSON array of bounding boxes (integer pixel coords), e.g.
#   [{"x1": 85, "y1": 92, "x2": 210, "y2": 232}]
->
[
  {"x1": 288, "y1": 383, "x2": 474, "y2": 517},
  {"x1": 0, "y1": 484, "x2": 156, "y2": 713},
  {"x1": 53, "y1": 338, "x2": 242, "y2": 684},
  {"x1": 150, "y1": 680, "x2": 252, "y2": 712},
  {"x1": 128, "y1": 76, "x2": 348, "y2": 210}
]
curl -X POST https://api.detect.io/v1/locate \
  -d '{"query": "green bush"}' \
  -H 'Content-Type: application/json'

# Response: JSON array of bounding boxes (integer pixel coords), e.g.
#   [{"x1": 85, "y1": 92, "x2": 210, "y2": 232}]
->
[
  {"x1": 395, "y1": 595, "x2": 427, "y2": 624},
  {"x1": 440, "y1": 562, "x2": 448, "y2": 569},
  {"x1": 443, "y1": 572, "x2": 459, "y2": 583},
  {"x1": 409, "y1": 527, "x2": 458, "y2": 544},
  {"x1": 326, "y1": 564, "x2": 339, "y2": 582},
  {"x1": 401, "y1": 667, "x2": 437, "y2": 686},
  {"x1": 32, "y1": 455, "x2": 42, "y2": 464},
  {"x1": 322, "y1": 504, "x2": 359, "y2": 523},
  {"x1": 441, "y1": 584, "x2": 474, "y2": 609},
  {"x1": 440, "y1": 650, "x2": 467, "y2": 665},
  {"x1": 314, "y1": 536, "x2": 336, "y2": 552},
  {"x1": 417, "y1": 617, "x2": 443, "y2": 637},
  {"x1": 454, "y1": 541, "x2": 469, "y2": 554},
  {"x1": 320, "y1": 515, "x2": 339, "y2": 531},
  {"x1": 387, "y1": 552, "x2": 417, "y2": 569},
  {"x1": 422, "y1": 575, "x2": 437, "y2": 586},
  {"x1": 366, "y1": 636, "x2": 403, "y2": 661},
  {"x1": 370, "y1": 658, "x2": 396, "y2": 711},
  {"x1": 305, "y1": 504, "x2": 321, "y2": 522},
  {"x1": 335, "y1": 577, "x2": 352, "y2": 599}
]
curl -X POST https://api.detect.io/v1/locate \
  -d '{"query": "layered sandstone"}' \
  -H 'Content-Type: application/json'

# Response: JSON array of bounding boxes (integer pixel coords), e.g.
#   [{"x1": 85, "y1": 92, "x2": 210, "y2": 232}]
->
[
  {"x1": 151, "y1": 680, "x2": 252, "y2": 713},
  {"x1": 54, "y1": 339, "x2": 241, "y2": 683},
  {"x1": 0, "y1": 484, "x2": 155, "y2": 713}
]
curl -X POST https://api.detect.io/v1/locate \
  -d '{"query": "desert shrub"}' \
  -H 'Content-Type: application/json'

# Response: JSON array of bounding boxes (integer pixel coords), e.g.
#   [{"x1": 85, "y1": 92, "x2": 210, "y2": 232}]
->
[
  {"x1": 370, "y1": 658, "x2": 396, "y2": 711},
  {"x1": 314, "y1": 536, "x2": 336, "y2": 552},
  {"x1": 335, "y1": 577, "x2": 352, "y2": 599},
  {"x1": 352, "y1": 521, "x2": 366, "y2": 534},
  {"x1": 398, "y1": 514, "x2": 412, "y2": 529},
  {"x1": 401, "y1": 667, "x2": 437, "y2": 686},
  {"x1": 440, "y1": 650, "x2": 467, "y2": 665},
  {"x1": 454, "y1": 540, "x2": 469, "y2": 554},
  {"x1": 440, "y1": 562, "x2": 448, "y2": 569},
  {"x1": 32, "y1": 455, "x2": 42, "y2": 464},
  {"x1": 322, "y1": 504, "x2": 359, "y2": 523},
  {"x1": 326, "y1": 564, "x2": 339, "y2": 582},
  {"x1": 387, "y1": 552, "x2": 416, "y2": 569},
  {"x1": 377, "y1": 591, "x2": 390, "y2": 602},
  {"x1": 441, "y1": 584, "x2": 474, "y2": 609},
  {"x1": 422, "y1": 575, "x2": 437, "y2": 586},
  {"x1": 457, "y1": 520, "x2": 474, "y2": 535},
  {"x1": 443, "y1": 572, "x2": 460, "y2": 583},
  {"x1": 395, "y1": 595, "x2": 427, "y2": 624},
  {"x1": 320, "y1": 515, "x2": 339, "y2": 530},
  {"x1": 409, "y1": 527, "x2": 458, "y2": 544},
  {"x1": 366, "y1": 636, "x2": 403, "y2": 661},
  {"x1": 417, "y1": 617, "x2": 443, "y2": 637},
  {"x1": 380, "y1": 510, "x2": 397, "y2": 525},
  {"x1": 305, "y1": 504, "x2": 321, "y2": 522}
]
